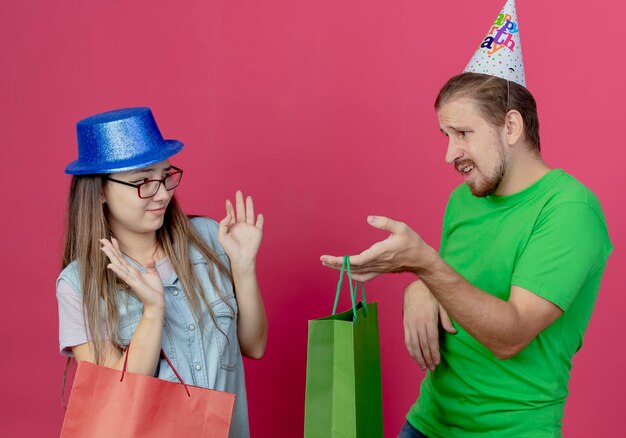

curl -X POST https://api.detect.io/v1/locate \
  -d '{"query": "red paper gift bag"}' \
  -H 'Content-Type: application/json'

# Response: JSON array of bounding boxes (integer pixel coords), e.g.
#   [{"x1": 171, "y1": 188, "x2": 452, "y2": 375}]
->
[{"x1": 60, "y1": 350, "x2": 235, "y2": 437}]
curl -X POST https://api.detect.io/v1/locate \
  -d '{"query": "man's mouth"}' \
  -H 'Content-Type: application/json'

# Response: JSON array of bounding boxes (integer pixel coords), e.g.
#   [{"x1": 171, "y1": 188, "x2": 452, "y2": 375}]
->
[
  {"x1": 459, "y1": 164, "x2": 473, "y2": 175},
  {"x1": 456, "y1": 161, "x2": 475, "y2": 177}
]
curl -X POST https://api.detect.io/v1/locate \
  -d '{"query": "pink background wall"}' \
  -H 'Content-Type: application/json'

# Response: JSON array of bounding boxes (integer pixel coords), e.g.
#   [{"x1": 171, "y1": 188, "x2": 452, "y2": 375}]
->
[{"x1": 1, "y1": 1, "x2": 624, "y2": 436}]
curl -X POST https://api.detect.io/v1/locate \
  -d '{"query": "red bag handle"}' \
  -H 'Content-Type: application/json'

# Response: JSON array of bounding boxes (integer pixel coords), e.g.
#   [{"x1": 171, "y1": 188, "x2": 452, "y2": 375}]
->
[{"x1": 121, "y1": 344, "x2": 191, "y2": 397}]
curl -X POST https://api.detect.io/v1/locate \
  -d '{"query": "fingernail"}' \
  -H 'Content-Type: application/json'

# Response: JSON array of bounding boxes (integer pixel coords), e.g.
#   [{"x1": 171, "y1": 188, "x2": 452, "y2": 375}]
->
[{"x1": 367, "y1": 216, "x2": 377, "y2": 224}]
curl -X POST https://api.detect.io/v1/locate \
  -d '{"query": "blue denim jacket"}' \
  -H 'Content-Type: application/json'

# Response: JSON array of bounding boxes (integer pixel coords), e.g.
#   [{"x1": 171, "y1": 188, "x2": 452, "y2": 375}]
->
[{"x1": 58, "y1": 217, "x2": 249, "y2": 438}]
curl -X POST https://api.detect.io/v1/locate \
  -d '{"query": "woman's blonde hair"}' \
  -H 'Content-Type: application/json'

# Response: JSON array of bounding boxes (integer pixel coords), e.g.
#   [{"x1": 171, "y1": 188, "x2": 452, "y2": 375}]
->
[{"x1": 62, "y1": 175, "x2": 233, "y2": 365}]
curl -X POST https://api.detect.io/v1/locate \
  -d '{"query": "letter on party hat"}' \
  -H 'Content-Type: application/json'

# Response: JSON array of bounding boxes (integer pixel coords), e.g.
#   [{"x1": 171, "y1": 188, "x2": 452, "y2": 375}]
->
[{"x1": 464, "y1": 0, "x2": 526, "y2": 87}]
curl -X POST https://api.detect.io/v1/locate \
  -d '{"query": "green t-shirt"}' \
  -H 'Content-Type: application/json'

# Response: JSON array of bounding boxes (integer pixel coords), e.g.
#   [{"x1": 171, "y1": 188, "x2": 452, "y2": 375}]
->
[{"x1": 407, "y1": 169, "x2": 612, "y2": 437}]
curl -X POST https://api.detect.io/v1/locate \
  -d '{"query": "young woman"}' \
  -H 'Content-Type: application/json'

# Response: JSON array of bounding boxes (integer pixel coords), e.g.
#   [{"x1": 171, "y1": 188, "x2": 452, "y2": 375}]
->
[{"x1": 56, "y1": 107, "x2": 267, "y2": 437}]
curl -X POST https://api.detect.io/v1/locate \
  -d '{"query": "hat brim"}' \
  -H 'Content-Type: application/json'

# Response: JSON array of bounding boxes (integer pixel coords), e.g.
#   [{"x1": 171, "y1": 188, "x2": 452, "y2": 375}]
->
[{"x1": 65, "y1": 140, "x2": 184, "y2": 175}]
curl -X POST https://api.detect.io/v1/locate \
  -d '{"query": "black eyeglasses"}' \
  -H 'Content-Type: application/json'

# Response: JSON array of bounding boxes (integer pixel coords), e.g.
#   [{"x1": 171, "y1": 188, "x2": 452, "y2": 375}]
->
[{"x1": 106, "y1": 166, "x2": 184, "y2": 199}]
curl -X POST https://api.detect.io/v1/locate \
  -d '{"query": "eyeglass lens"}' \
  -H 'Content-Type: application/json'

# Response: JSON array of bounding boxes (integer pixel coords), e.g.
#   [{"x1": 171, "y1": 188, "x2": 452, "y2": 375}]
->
[{"x1": 139, "y1": 172, "x2": 182, "y2": 198}]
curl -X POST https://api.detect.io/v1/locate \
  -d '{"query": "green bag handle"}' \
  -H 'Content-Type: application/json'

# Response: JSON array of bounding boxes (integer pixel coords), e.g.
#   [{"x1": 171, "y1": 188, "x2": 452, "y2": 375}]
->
[{"x1": 332, "y1": 256, "x2": 369, "y2": 320}]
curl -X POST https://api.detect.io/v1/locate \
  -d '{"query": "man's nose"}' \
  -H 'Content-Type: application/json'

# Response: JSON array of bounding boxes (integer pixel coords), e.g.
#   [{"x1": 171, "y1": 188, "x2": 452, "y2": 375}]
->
[{"x1": 445, "y1": 139, "x2": 464, "y2": 164}]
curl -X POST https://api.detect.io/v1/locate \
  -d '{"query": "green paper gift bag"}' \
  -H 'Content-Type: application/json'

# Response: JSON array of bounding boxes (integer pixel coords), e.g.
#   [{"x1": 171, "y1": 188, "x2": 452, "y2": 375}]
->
[{"x1": 304, "y1": 256, "x2": 383, "y2": 437}]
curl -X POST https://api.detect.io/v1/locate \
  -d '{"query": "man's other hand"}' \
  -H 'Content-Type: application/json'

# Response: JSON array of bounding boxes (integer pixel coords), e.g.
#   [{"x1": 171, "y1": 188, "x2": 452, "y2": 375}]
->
[{"x1": 403, "y1": 280, "x2": 457, "y2": 371}]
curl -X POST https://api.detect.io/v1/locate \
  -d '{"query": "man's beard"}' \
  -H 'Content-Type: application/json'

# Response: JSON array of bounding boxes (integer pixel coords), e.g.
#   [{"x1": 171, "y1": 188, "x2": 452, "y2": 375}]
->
[{"x1": 457, "y1": 150, "x2": 506, "y2": 198}]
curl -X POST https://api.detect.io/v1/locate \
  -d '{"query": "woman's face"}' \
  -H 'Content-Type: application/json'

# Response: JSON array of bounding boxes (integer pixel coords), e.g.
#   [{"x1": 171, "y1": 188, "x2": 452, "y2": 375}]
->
[{"x1": 102, "y1": 160, "x2": 176, "y2": 236}]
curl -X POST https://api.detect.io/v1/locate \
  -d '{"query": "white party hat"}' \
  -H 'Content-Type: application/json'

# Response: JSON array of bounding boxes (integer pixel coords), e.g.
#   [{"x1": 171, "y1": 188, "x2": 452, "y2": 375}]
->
[{"x1": 464, "y1": 0, "x2": 526, "y2": 87}]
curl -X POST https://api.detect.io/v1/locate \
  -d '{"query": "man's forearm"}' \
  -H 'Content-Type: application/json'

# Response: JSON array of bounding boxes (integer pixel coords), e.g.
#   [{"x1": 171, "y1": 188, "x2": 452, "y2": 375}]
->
[{"x1": 414, "y1": 249, "x2": 526, "y2": 359}]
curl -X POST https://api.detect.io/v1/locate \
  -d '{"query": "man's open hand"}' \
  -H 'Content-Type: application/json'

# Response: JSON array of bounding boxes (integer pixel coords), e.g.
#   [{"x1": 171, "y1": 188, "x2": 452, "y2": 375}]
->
[{"x1": 320, "y1": 215, "x2": 434, "y2": 281}]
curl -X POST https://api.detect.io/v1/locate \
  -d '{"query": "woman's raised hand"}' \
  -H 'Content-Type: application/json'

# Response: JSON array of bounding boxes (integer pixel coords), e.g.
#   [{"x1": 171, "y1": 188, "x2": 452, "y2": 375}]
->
[
  {"x1": 100, "y1": 238, "x2": 165, "y2": 310},
  {"x1": 218, "y1": 191, "x2": 264, "y2": 270}
]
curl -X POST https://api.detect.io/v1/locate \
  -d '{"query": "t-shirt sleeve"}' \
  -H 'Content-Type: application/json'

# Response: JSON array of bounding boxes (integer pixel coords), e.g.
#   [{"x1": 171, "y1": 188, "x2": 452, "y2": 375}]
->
[
  {"x1": 511, "y1": 201, "x2": 611, "y2": 311},
  {"x1": 56, "y1": 278, "x2": 91, "y2": 356}
]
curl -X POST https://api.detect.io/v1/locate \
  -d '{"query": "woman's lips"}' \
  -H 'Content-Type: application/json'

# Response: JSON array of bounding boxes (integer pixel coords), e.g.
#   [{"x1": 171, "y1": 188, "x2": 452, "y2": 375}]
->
[{"x1": 147, "y1": 207, "x2": 166, "y2": 215}]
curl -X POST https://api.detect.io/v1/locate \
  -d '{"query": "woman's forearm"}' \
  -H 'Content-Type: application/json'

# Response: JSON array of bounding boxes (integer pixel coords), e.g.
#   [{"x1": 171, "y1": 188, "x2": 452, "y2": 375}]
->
[{"x1": 231, "y1": 263, "x2": 268, "y2": 359}]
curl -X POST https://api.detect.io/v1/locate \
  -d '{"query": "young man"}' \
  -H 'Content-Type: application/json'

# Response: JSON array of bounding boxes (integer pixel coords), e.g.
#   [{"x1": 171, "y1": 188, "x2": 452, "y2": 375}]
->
[{"x1": 321, "y1": 1, "x2": 612, "y2": 436}]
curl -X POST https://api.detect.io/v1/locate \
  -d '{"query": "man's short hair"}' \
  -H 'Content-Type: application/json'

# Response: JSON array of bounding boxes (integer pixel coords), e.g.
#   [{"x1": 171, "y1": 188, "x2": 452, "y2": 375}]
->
[{"x1": 435, "y1": 73, "x2": 541, "y2": 151}]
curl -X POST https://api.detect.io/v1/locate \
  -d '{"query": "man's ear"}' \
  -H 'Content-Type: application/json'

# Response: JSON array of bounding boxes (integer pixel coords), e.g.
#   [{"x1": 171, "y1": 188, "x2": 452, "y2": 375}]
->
[{"x1": 505, "y1": 109, "x2": 524, "y2": 145}]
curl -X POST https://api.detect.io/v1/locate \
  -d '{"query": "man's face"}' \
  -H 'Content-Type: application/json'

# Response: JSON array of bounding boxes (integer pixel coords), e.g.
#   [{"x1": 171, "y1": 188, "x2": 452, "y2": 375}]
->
[{"x1": 437, "y1": 97, "x2": 507, "y2": 197}]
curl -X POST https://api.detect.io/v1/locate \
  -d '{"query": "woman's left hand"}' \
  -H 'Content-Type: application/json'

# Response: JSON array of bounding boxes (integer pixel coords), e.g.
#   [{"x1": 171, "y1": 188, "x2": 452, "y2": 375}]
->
[{"x1": 218, "y1": 191, "x2": 264, "y2": 269}]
